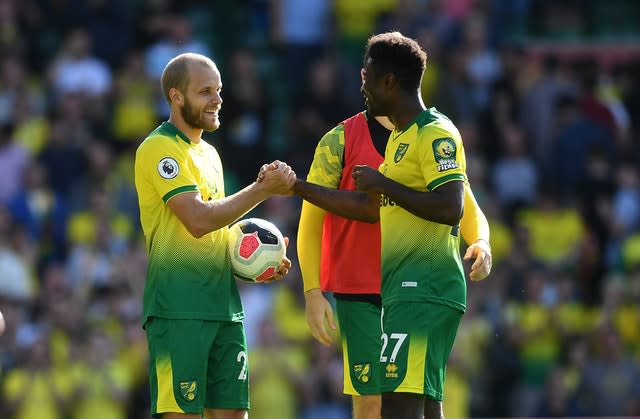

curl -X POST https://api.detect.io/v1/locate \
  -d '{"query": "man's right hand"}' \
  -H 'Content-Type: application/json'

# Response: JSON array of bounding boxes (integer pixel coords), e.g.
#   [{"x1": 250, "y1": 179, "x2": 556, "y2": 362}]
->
[
  {"x1": 257, "y1": 160, "x2": 296, "y2": 196},
  {"x1": 304, "y1": 288, "x2": 336, "y2": 346}
]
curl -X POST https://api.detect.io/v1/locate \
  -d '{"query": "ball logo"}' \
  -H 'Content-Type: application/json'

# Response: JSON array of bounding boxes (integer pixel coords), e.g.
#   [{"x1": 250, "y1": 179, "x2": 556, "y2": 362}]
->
[
  {"x1": 158, "y1": 157, "x2": 179, "y2": 179},
  {"x1": 228, "y1": 218, "x2": 286, "y2": 283}
]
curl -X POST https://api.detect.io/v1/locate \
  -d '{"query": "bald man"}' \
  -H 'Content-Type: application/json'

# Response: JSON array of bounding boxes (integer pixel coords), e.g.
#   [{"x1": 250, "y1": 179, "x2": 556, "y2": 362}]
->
[{"x1": 135, "y1": 53, "x2": 296, "y2": 419}]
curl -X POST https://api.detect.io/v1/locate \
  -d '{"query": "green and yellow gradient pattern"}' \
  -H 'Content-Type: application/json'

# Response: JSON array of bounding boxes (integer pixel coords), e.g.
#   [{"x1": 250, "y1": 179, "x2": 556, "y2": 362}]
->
[
  {"x1": 379, "y1": 109, "x2": 467, "y2": 312},
  {"x1": 306, "y1": 124, "x2": 345, "y2": 188},
  {"x1": 135, "y1": 122, "x2": 243, "y2": 323}
]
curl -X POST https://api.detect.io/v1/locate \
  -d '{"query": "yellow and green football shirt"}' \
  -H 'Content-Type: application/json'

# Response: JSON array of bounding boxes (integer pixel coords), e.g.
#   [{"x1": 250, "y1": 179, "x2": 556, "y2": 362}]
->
[
  {"x1": 135, "y1": 122, "x2": 243, "y2": 324},
  {"x1": 379, "y1": 108, "x2": 467, "y2": 312}
]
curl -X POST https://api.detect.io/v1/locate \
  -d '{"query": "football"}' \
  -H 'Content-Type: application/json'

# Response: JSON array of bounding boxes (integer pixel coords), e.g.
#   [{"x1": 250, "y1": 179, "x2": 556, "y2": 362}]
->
[{"x1": 227, "y1": 218, "x2": 286, "y2": 283}]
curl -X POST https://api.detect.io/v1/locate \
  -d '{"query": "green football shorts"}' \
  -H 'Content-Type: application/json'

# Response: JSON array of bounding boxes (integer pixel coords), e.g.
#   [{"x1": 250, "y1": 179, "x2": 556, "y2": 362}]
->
[
  {"x1": 379, "y1": 302, "x2": 462, "y2": 400},
  {"x1": 335, "y1": 298, "x2": 383, "y2": 396},
  {"x1": 145, "y1": 317, "x2": 250, "y2": 416}
]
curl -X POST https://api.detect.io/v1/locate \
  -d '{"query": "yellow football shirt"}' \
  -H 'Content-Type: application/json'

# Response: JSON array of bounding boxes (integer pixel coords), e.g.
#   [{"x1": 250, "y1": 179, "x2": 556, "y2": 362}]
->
[
  {"x1": 134, "y1": 122, "x2": 243, "y2": 324},
  {"x1": 379, "y1": 108, "x2": 467, "y2": 312}
]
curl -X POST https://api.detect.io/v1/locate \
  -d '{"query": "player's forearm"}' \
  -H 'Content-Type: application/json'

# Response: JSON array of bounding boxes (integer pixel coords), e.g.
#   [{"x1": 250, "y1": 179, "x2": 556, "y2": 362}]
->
[
  {"x1": 190, "y1": 183, "x2": 269, "y2": 236},
  {"x1": 294, "y1": 179, "x2": 379, "y2": 223},
  {"x1": 380, "y1": 179, "x2": 463, "y2": 226},
  {"x1": 460, "y1": 184, "x2": 490, "y2": 245},
  {"x1": 297, "y1": 201, "x2": 325, "y2": 291}
]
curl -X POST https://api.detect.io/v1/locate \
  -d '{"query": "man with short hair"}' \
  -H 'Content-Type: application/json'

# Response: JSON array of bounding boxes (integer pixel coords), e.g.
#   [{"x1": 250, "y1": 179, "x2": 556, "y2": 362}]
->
[
  {"x1": 293, "y1": 33, "x2": 491, "y2": 418},
  {"x1": 134, "y1": 52, "x2": 295, "y2": 419},
  {"x1": 350, "y1": 32, "x2": 484, "y2": 419}
]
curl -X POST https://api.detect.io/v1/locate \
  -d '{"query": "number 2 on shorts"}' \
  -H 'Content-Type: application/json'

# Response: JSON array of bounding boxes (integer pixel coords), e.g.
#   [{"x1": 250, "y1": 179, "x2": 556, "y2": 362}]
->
[{"x1": 237, "y1": 351, "x2": 248, "y2": 380}]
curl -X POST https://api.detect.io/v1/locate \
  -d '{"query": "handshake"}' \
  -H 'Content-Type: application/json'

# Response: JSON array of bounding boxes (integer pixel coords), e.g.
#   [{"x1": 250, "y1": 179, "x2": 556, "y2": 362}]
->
[
  {"x1": 254, "y1": 160, "x2": 387, "y2": 197},
  {"x1": 255, "y1": 160, "x2": 297, "y2": 196}
]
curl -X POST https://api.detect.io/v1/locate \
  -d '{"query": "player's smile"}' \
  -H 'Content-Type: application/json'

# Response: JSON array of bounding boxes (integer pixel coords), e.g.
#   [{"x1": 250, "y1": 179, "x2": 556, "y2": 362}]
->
[
  {"x1": 363, "y1": 90, "x2": 381, "y2": 115},
  {"x1": 361, "y1": 61, "x2": 384, "y2": 115},
  {"x1": 203, "y1": 106, "x2": 220, "y2": 119}
]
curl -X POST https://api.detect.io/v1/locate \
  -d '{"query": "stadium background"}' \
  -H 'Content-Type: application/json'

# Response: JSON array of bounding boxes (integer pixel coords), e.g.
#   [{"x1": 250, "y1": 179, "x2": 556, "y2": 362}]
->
[{"x1": 0, "y1": 0, "x2": 640, "y2": 418}]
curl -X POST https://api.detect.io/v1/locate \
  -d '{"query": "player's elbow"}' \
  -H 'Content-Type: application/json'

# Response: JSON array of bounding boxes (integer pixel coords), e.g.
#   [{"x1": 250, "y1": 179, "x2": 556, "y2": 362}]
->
[
  {"x1": 442, "y1": 213, "x2": 462, "y2": 226},
  {"x1": 436, "y1": 182, "x2": 464, "y2": 226},
  {"x1": 183, "y1": 219, "x2": 211, "y2": 238},
  {"x1": 360, "y1": 211, "x2": 380, "y2": 224},
  {"x1": 187, "y1": 225, "x2": 207, "y2": 238},
  {"x1": 443, "y1": 202, "x2": 464, "y2": 226}
]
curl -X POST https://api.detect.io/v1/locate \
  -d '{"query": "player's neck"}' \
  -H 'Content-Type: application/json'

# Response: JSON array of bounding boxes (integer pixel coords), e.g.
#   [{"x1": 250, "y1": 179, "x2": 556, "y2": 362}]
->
[
  {"x1": 168, "y1": 115, "x2": 202, "y2": 143},
  {"x1": 388, "y1": 95, "x2": 426, "y2": 131}
]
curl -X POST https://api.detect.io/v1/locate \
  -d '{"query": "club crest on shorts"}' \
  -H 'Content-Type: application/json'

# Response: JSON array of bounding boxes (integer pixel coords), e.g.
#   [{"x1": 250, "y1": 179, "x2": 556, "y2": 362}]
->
[
  {"x1": 394, "y1": 143, "x2": 409, "y2": 163},
  {"x1": 353, "y1": 363, "x2": 371, "y2": 383},
  {"x1": 179, "y1": 380, "x2": 198, "y2": 401},
  {"x1": 158, "y1": 157, "x2": 179, "y2": 179}
]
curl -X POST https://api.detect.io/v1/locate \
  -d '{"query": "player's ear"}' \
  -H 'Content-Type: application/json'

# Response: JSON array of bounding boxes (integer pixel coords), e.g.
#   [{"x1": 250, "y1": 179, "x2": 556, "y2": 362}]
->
[
  {"x1": 384, "y1": 73, "x2": 397, "y2": 90},
  {"x1": 169, "y1": 87, "x2": 183, "y2": 105}
]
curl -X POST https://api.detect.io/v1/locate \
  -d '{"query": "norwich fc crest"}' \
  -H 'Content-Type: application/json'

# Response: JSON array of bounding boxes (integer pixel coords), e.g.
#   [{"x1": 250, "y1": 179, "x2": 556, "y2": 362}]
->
[
  {"x1": 394, "y1": 143, "x2": 409, "y2": 163},
  {"x1": 179, "y1": 381, "x2": 198, "y2": 401},
  {"x1": 353, "y1": 363, "x2": 371, "y2": 383},
  {"x1": 432, "y1": 138, "x2": 459, "y2": 172}
]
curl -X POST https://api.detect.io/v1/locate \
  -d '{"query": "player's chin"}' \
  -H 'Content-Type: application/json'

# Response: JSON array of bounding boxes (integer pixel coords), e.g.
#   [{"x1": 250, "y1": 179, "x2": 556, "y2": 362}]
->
[
  {"x1": 366, "y1": 104, "x2": 382, "y2": 117},
  {"x1": 364, "y1": 101, "x2": 373, "y2": 114},
  {"x1": 202, "y1": 116, "x2": 220, "y2": 132}
]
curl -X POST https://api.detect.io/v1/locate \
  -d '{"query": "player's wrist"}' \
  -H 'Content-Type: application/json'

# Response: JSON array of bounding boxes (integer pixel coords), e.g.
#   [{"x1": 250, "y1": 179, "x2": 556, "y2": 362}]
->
[
  {"x1": 293, "y1": 178, "x2": 305, "y2": 196},
  {"x1": 250, "y1": 179, "x2": 272, "y2": 200},
  {"x1": 474, "y1": 238, "x2": 491, "y2": 250},
  {"x1": 304, "y1": 287, "x2": 322, "y2": 299}
]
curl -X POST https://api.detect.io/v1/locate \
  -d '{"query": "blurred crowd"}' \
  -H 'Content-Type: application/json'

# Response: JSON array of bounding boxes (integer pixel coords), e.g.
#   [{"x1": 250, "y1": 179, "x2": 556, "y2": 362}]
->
[{"x1": 1, "y1": 0, "x2": 640, "y2": 418}]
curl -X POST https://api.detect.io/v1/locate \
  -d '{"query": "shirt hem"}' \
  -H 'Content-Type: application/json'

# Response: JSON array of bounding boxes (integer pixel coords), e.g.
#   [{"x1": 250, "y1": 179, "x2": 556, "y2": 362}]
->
[
  {"x1": 143, "y1": 311, "x2": 245, "y2": 326},
  {"x1": 381, "y1": 296, "x2": 466, "y2": 313}
]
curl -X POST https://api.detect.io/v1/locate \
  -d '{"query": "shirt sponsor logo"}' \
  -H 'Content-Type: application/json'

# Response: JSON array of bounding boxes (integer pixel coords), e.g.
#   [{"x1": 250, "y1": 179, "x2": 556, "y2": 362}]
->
[
  {"x1": 380, "y1": 194, "x2": 396, "y2": 207},
  {"x1": 158, "y1": 157, "x2": 179, "y2": 179},
  {"x1": 432, "y1": 138, "x2": 459, "y2": 172},
  {"x1": 401, "y1": 281, "x2": 417, "y2": 287}
]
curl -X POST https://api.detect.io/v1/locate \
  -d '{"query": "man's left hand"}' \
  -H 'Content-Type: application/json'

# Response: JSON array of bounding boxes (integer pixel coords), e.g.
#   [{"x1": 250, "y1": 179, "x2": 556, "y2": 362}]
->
[
  {"x1": 464, "y1": 239, "x2": 492, "y2": 281},
  {"x1": 262, "y1": 237, "x2": 291, "y2": 282}
]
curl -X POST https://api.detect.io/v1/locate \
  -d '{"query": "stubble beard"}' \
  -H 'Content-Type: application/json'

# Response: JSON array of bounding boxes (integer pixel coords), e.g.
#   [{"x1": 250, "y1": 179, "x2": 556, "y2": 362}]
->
[{"x1": 181, "y1": 99, "x2": 219, "y2": 132}]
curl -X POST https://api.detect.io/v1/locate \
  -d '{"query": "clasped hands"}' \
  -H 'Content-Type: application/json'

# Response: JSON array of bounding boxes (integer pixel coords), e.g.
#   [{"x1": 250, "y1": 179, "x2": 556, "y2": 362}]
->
[
  {"x1": 256, "y1": 160, "x2": 296, "y2": 196},
  {"x1": 254, "y1": 160, "x2": 294, "y2": 282}
]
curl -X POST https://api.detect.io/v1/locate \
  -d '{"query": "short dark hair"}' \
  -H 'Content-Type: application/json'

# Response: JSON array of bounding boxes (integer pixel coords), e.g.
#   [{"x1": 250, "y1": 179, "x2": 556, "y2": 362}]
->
[
  {"x1": 364, "y1": 32, "x2": 427, "y2": 92},
  {"x1": 161, "y1": 53, "x2": 216, "y2": 104}
]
